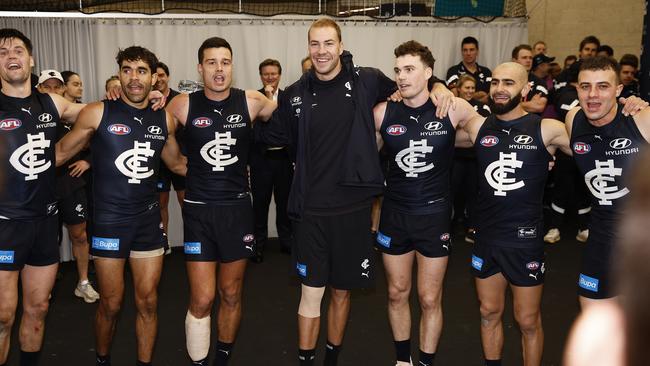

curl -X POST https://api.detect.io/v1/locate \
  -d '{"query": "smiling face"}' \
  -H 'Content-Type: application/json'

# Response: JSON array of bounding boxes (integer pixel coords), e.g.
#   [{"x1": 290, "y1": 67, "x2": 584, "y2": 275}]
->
[
  {"x1": 37, "y1": 78, "x2": 64, "y2": 96},
  {"x1": 118, "y1": 58, "x2": 156, "y2": 104},
  {"x1": 0, "y1": 37, "x2": 33, "y2": 86},
  {"x1": 155, "y1": 67, "x2": 169, "y2": 93},
  {"x1": 577, "y1": 68, "x2": 622, "y2": 124},
  {"x1": 308, "y1": 26, "x2": 343, "y2": 81},
  {"x1": 458, "y1": 79, "x2": 476, "y2": 101},
  {"x1": 260, "y1": 64, "x2": 280, "y2": 91},
  {"x1": 488, "y1": 62, "x2": 529, "y2": 115},
  {"x1": 198, "y1": 47, "x2": 233, "y2": 95}
]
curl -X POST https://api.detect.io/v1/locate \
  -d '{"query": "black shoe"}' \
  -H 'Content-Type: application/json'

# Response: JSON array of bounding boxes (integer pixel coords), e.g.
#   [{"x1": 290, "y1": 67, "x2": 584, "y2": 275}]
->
[{"x1": 251, "y1": 250, "x2": 264, "y2": 263}]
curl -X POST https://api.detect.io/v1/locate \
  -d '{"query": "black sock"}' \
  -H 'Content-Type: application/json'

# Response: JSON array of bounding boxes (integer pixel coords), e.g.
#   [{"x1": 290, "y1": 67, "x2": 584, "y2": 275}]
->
[
  {"x1": 419, "y1": 350, "x2": 435, "y2": 366},
  {"x1": 323, "y1": 341, "x2": 341, "y2": 366},
  {"x1": 96, "y1": 353, "x2": 111, "y2": 366},
  {"x1": 136, "y1": 361, "x2": 152, "y2": 366},
  {"x1": 20, "y1": 350, "x2": 41, "y2": 366},
  {"x1": 191, "y1": 358, "x2": 208, "y2": 366},
  {"x1": 485, "y1": 360, "x2": 501, "y2": 366},
  {"x1": 394, "y1": 339, "x2": 411, "y2": 363},
  {"x1": 298, "y1": 349, "x2": 315, "y2": 366},
  {"x1": 213, "y1": 341, "x2": 233, "y2": 366}
]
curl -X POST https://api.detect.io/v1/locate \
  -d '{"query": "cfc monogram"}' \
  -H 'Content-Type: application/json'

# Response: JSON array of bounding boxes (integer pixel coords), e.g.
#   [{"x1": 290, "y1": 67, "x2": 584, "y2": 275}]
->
[
  {"x1": 200, "y1": 131, "x2": 238, "y2": 171},
  {"x1": 584, "y1": 159, "x2": 629, "y2": 205},
  {"x1": 484, "y1": 152, "x2": 525, "y2": 196},
  {"x1": 9, "y1": 132, "x2": 51, "y2": 181},
  {"x1": 114, "y1": 141, "x2": 155, "y2": 184},
  {"x1": 395, "y1": 139, "x2": 434, "y2": 177}
]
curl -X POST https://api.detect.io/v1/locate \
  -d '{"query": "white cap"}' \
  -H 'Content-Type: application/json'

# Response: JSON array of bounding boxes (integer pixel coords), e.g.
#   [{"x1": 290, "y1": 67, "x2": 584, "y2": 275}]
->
[{"x1": 38, "y1": 69, "x2": 64, "y2": 85}]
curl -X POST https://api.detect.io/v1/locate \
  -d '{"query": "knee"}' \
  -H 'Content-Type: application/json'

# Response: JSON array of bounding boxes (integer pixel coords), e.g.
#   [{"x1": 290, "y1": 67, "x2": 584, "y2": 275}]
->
[
  {"x1": 70, "y1": 230, "x2": 88, "y2": 246},
  {"x1": 0, "y1": 309, "x2": 15, "y2": 331},
  {"x1": 419, "y1": 291, "x2": 442, "y2": 313},
  {"x1": 515, "y1": 310, "x2": 541, "y2": 334},
  {"x1": 479, "y1": 302, "x2": 504, "y2": 324},
  {"x1": 329, "y1": 289, "x2": 351, "y2": 305},
  {"x1": 190, "y1": 293, "x2": 215, "y2": 318},
  {"x1": 387, "y1": 283, "x2": 410, "y2": 307},
  {"x1": 135, "y1": 291, "x2": 158, "y2": 316},
  {"x1": 99, "y1": 296, "x2": 123, "y2": 319},
  {"x1": 23, "y1": 299, "x2": 49, "y2": 321},
  {"x1": 218, "y1": 285, "x2": 242, "y2": 309}
]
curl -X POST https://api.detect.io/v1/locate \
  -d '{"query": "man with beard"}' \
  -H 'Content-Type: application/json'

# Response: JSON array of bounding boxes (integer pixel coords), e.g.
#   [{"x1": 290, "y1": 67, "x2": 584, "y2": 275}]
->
[
  {"x1": 456, "y1": 62, "x2": 573, "y2": 366},
  {"x1": 0, "y1": 28, "x2": 89, "y2": 366},
  {"x1": 56, "y1": 46, "x2": 186, "y2": 366},
  {"x1": 165, "y1": 37, "x2": 277, "y2": 366},
  {"x1": 566, "y1": 56, "x2": 650, "y2": 307}
]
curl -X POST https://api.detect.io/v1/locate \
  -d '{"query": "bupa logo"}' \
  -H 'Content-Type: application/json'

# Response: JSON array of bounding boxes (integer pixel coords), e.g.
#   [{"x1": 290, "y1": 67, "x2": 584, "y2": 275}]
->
[
  {"x1": 108, "y1": 124, "x2": 131, "y2": 135},
  {"x1": 514, "y1": 135, "x2": 533, "y2": 145},
  {"x1": 609, "y1": 138, "x2": 632, "y2": 150},
  {"x1": 0, "y1": 250, "x2": 15, "y2": 264},
  {"x1": 376, "y1": 232, "x2": 391, "y2": 248},
  {"x1": 440, "y1": 233, "x2": 450, "y2": 241},
  {"x1": 147, "y1": 126, "x2": 162, "y2": 135},
  {"x1": 296, "y1": 263, "x2": 307, "y2": 277},
  {"x1": 91, "y1": 237, "x2": 120, "y2": 251},
  {"x1": 386, "y1": 124, "x2": 407, "y2": 136},
  {"x1": 526, "y1": 261, "x2": 540, "y2": 271},
  {"x1": 0, "y1": 118, "x2": 22, "y2": 131},
  {"x1": 184, "y1": 242, "x2": 202, "y2": 254},
  {"x1": 192, "y1": 117, "x2": 213, "y2": 128},
  {"x1": 243, "y1": 234, "x2": 255, "y2": 243},
  {"x1": 424, "y1": 121, "x2": 443, "y2": 131},
  {"x1": 480, "y1": 135, "x2": 499, "y2": 147},
  {"x1": 38, "y1": 113, "x2": 53, "y2": 123},
  {"x1": 573, "y1": 142, "x2": 591, "y2": 154},
  {"x1": 226, "y1": 114, "x2": 243, "y2": 124},
  {"x1": 578, "y1": 274, "x2": 599, "y2": 292},
  {"x1": 471, "y1": 255, "x2": 483, "y2": 271}
]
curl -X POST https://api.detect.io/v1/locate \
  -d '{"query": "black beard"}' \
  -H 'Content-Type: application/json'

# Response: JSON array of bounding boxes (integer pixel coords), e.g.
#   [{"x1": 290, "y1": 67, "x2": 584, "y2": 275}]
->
[{"x1": 488, "y1": 94, "x2": 521, "y2": 115}]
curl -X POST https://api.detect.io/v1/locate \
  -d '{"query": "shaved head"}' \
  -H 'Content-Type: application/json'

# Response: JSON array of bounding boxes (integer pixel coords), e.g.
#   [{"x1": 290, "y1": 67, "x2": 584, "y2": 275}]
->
[{"x1": 493, "y1": 62, "x2": 528, "y2": 85}]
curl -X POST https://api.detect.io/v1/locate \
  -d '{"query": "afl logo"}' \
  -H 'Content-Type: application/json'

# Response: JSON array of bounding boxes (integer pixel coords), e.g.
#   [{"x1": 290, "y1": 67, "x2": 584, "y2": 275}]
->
[
  {"x1": 514, "y1": 135, "x2": 533, "y2": 145},
  {"x1": 0, "y1": 118, "x2": 22, "y2": 131},
  {"x1": 192, "y1": 117, "x2": 213, "y2": 128},
  {"x1": 480, "y1": 135, "x2": 499, "y2": 147},
  {"x1": 424, "y1": 121, "x2": 443, "y2": 131},
  {"x1": 386, "y1": 124, "x2": 407, "y2": 136},
  {"x1": 440, "y1": 233, "x2": 450, "y2": 241},
  {"x1": 147, "y1": 126, "x2": 162, "y2": 135},
  {"x1": 573, "y1": 142, "x2": 591, "y2": 154},
  {"x1": 226, "y1": 114, "x2": 243, "y2": 124},
  {"x1": 243, "y1": 234, "x2": 255, "y2": 243},
  {"x1": 609, "y1": 138, "x2": 632, "y2": 150},
  {"x1": 108, "y1": 124, "x2": 131, "y2": 135},
  {"x1": 38, "y1": 113, "x2": 53, "y2": 123},
  {"x1": 526, "y1": 261, "x2": 540, "y2": 271}
]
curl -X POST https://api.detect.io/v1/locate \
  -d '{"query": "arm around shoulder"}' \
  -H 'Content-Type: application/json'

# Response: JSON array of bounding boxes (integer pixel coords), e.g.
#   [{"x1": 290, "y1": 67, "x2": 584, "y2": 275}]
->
[{"x1": 56, "y1": 102, "x2": 102, "y2": 166}]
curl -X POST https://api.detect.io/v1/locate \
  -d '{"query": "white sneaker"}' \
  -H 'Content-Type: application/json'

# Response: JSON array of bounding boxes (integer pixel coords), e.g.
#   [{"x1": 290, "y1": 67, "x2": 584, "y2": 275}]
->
[
  {"x1": 544, "y1": 228, "x2": 561, "y2": 243},
  {"x1": 75, "y1": 281, "x2": 100, "y2": 303},
  {"x1": 576, "y1": 229, "x2": 589, "y2": 243},
  {"x1": 395, "y1": 358, "x2": 413, "y2": 366}
]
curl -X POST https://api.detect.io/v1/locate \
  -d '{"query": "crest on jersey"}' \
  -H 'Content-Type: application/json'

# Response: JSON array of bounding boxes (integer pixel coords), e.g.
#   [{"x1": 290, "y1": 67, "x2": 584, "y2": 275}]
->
[
  {"x1": 114, "y1": 140, "x2": 155, "y2": 184},
  {"x1": 386, "y1": 124, "x2": 407, "y2": 136},
  {"x1": 584, "y1": 159, "x2": 629, "y2": 205},
  {"x1": 9, "y1": 132, "x2": 51, "y2": 181},
  {"x1": 395, "y1": 139, "x2": 434, "y2": 177},
  {"x1": 484, "y1": 152, "x2": 525, "y2": 196},
  {"x1": 108, "y1": 124, "x2": 131, "y2": 135},
  {"x1": 200, "y1": 131, "x2": 238, "y2": 171},
  {"x1": 0, "y1": 118, "x2": 22, "y2": 131},
  {"x1": 480, "y1": 135, "x2": 499, "y2": 147}
]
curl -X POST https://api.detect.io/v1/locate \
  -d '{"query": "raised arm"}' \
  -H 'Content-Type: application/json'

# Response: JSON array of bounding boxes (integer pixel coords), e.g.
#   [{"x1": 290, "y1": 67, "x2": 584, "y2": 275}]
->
[
  {"x1": 373, "y1": 101, "x2": 387, "y2": 151},
  {"x1": 542, "y1": 118, "x2": 572, "y2": 156},
  {"x1": 56, "y1": 102, "x2": 102, "y2": 166},
  {"x1": 246, "y1": 89, "x2": 278, "y2": 123}
]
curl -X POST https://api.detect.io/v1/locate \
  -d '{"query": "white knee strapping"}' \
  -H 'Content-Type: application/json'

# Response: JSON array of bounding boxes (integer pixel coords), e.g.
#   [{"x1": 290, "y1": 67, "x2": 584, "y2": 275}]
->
[
  {"x1": 298, "y1": 285, "x2": 325, "y2": 318},
  {"x1": 185, "y1": 311, "x2": 211, "y2": 361}
]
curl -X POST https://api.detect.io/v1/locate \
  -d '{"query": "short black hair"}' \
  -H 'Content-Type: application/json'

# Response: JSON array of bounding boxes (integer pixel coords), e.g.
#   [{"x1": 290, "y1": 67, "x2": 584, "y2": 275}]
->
[
  {"x1": 580, "y1": 55, "x2": 621, "y2": 84},
  {"x1": 156, "y1": 62, "x2": 170, "y2": 76},
  {"x1": 198, "y1": 37, "x2": 232, "y2": 64},
  {"x1": 461, "y1": 36, "x2": 479, "y2": 49},
  {"x1": 620, "y1": 54, "x2": 639, "y2": 69},
  {"x1": 0, "y1": 28, "x2": 32, "y2": 55},
  {"x1": 116, "y1": 46, "x2": 158, "y2": 72},
  {"x1": 512, "y1": 44, "x2": 532, "y2": 59},
  {"x1": 61, "y1": 70, "x2": 78, "y2": 84},
  {"x1": 259, "y1": 59, "x2": 282, "y2": 75},
  {"x1": 597, "y1": 45, "x2": 614, "y2": 57},
  {"x1": 579, "y1": 35, "x2": 601, "y2": 51},
  {"x1": 394, "y1": 40, "x2": 436, "y2": 70}
]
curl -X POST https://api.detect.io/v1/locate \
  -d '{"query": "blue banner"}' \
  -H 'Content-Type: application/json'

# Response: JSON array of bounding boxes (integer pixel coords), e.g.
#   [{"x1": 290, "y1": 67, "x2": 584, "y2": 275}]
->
[{"x1": 434, "y1": 0, "x2": 505, "y2": 17}]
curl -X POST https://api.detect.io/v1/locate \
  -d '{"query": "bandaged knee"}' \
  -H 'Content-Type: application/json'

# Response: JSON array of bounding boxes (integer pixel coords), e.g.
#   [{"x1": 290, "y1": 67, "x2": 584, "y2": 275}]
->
[
  {"x1": 298, "y1": 285, "x2": 325, "y2": 318},
  {"x1": 185, "y1": 311, "x2": 211, "y2": 361}
]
